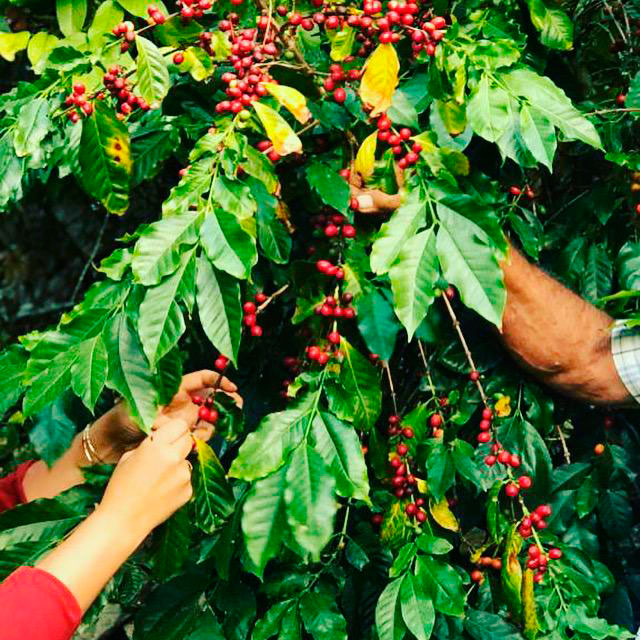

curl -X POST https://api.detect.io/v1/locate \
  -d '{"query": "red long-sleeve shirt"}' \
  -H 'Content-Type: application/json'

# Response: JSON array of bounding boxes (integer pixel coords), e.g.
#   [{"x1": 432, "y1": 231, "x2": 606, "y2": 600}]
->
[{"x1": 0, "y1": 461, "x2": 82, "y2": 640}]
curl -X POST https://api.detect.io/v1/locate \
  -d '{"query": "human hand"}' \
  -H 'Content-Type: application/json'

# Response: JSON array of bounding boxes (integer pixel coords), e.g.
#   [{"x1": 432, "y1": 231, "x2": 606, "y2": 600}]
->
[
  {"x1": 90, "y1": 370, "x2": 242, "y2": 463},
  {"x1": 348, "y1": 164, "x2": 404, "y2": 215},
  {"x1": 96, "y1": 417, "x2": 194, "y2": 539}
]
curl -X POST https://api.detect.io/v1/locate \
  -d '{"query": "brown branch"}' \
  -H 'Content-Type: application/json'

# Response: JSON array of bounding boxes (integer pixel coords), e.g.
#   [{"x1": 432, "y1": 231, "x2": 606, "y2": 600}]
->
[
  {"x1": 382, "y1": 361, "x2": 399, "y2": 415},
  {"x1": 256, "y1": 284, "x2": 289, "y2": 314},
  {"x1": 556, "y1": 424, "x2": 571, "y2": 465},
  {"x1": 440, "y1": 293, "x2": 489, "y2": 406}
]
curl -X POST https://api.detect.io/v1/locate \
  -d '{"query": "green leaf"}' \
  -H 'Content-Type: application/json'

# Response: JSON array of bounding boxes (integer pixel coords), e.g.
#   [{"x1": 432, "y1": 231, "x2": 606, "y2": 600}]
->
[
  {"x1": 242, "y1": 468, "x2": 287, "y2": 578},
  {"x1": 415, "y1": 534, "x2": 453, "y2": 555},
  {"x1": 464, "y1": 609, "x2": 524, "y2": 639},
  {"x1": 151, "y1": 506, "x2": 193, "y2": 580},
  {"x1": 299, "y1": 585, "x2": 348, "y2": 640},
  {"x1": 500, "y1": 67, "x2": 601, "y2": 149},
  {"x1": 29, "y1": 396, "x2": 77, "y2": 466},
  {"x1": 132, "y1": 211, "x2": 200, "y2": 286},
  {"x1": 79, "y1": 101, "x2": 130, "y2": 214},
  {"x1": 14, "y1": 98, "x2": 49, "y2": 159},
  {"x1": 200, "y1": 211, "x2": 257, "y2": 280},
  {"x1": 88, "y1": 1, "x2": 124, "y2": 44},
  {"x1": 0, "y1": 347, "x2": 27, "y2": 417},
  {"x1": 524, "y1": 0, "x2": 573, "y2": 50},
  {"x1": 617, "y1": 242, "x2": 640, "y2": 291},
  {"x1": 415, "y1": 556, "x2": 464, "y2": 616},
  {"x1": 132, "y1": 119, "x2": 180, "y2": 186},
  {"x1": 339, "y1": 338, "x2": 382, "y2": 431},
  {"x1": 118, "y1": 0, "x2": 167, "y2": 17},
  {"x1": 229, "y1": 394, "x2": 314, "y2": 481},
  {"x1": 312, "y1": 411, "x2": 370, "y2": 501},
  {"x1": 468, "y1": 74, "x2": 511, "y2": 143},
  {"x1": 519, "y1": 105, "x2": 556, "y2": 170},
  {"x1": 27, "y1": 32, "x2": 59, "y2": 71},
  {"x1": 138, "y1": 256, "x2": 191, "y2": 366},
  {"x1": 70, "y1": 335, "x2": 108, "y2": 410},
  {"x1": 598, "y1": 490, "x2": 633, "y2": 539},
  {"x1": 23, "y1": 351, "x2": 75, "y2": 417},
  {"x1": 56, "y1": 0, "x2": 87, "y2": 36},
  {"x1": 436, "y1": 203, "x2": 506, "y2": 327},
  {"x1": 254, "y1": 186, "x2": 291, "y2": 264},
  {"x1": 136, "y1": 36, "x2": 171, "y2": 106},
  {"x1": 241, "y1": 147, "x2": 278, "y2": 194},
  {"x1": 212, "y1": 176, "x2": 257, "y2": 220},
  {"x1": 425, "y1": 442, "x2": 455, "y2": 501},
  {"x1": 252, "y1": 601, "x2": 295, "y2": 640},
  {"x1": 400, "y1": 574, "x2": 435, "y2": 640},
  {"x1": 356, "y1": 289, "x2": 401, "y2": 361},
  {"x1": 104, "y1": 313, "x2": 159, "y2": 431},
  {"x1": 375, "y1": 579, "x2": 404, "y2": 640},
  {"x1": 194, "y1": 439, "x2": 235, "y2": 533},
  {"x1": 306, "y1": 162, "x2": 351, "y2": 214},
  {"x1": 327, "y1": 24, "x2": 355, "y2": 61},
  {"x1": 370, "y1": 189, "x2": 426, "y2": 274},
  {"x1": 389, "y1": 229, "x2": 438, "y2": 340},
  {"x1": 284, "y1": 443, "x2": 336, "y2": 559},
  {"x1": 196, "y1": 255, "x2": 242, "y2": 363},
  {"x1": 0, "y1": 32, "x2": 30, "y2": 62},
  {"x1": 582, "y1": 244, "x2": 612, "y2": 302}
]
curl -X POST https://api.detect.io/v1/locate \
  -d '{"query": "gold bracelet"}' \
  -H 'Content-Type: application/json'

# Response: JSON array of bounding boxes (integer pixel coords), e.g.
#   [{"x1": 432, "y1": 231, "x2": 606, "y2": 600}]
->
[{"x1": 81, "y1": 424, "x2": 105, "y2": 465}]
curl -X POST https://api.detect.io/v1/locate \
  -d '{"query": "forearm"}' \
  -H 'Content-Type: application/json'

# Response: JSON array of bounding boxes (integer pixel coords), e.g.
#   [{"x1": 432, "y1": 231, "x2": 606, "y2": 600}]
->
[
  {"x1": 36, "y1": 507, "x2": 145, "y2": 612},
  {"x1": 499, "y1": 244, "x2": 631, "y2": 405},
  {"x1": 22, "y1": 413, "x2": 122, "y2": 502}
]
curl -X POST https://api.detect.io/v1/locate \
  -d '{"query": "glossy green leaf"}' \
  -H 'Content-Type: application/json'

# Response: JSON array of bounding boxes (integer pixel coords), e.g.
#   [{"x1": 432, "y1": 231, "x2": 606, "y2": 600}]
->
[
  {"x1": 519, "y1": 104, "x2": 556, "y2": 170},
  {"x1": 56, "y1": 0, "x2": 87, "y2": 36},
  {"x1": 151, "y1": 507, "x2": 193, "y2": 580},
  {"x1": 306, "y1": 162, "x2": 350, "y2": 214},
  {"x1": 136, "y1": 36, "x2": 170, "y2": 106},
  {"x1": 241, "y1": 467, "x2": 287, "y2": 578},
  {"x1": 400, "y1": 573, "x2": 435, "y2": 640},
  {"x1": 299, "y1": 585, "x2": 348, "y2": 640},
  {"x1": 79, "y1": 101, "x2": 130, "y2": 214},
  {"x1": 339, "y1": 338, "x2": 382, "y2": 431},
  {"x1": 468, "y1": 74, "x2": 511, "y2": 143},
  {"x1": 0, "y1": 347, "x2": 27, "y2": 417},
  {"x1": 525, "y1": 0, "x2": 573, "y2": 50},
  {"x1": 194, "y1": 439, "x2": 235, "y2": 533},
  {"x1": 375, "y1": 578, "x2": 404, "y2": 640},
  {"x1": 14, "y1": 98, "x2": 49, "y2": 159},
  {"x1": 389, "y1": 229, "x2": 438, "y2": 340},
  {"x1": 29, "y1": 396, "x2": 77, "y2": 466},
  {"x1": 70, "y1": 335, "x2": 108, "y2": 410},
  {"x1": 436, "y1": 204, "x2": 506, "y2": 327},
  {"x1": 415, "y1": 555, "x2": 465, "y2": 616},
  {"x1": 200, "y1": 211, "x2": 257, "y2": 280},
  {"x1": 103, "y1": 313, "x2": 159, "y2": 431},
  {"x1": 370, "y1": 189, "x2": 427, "y2": 274},
  {"x1": 284, "y1": 443, "x2": 336, "y2": 559},
  {"x1": 196, "y1": 255, "x2": 242, "y2": 363},
  {"x1": 356, "y1": 288, "x2": 400, "y2": 361}
]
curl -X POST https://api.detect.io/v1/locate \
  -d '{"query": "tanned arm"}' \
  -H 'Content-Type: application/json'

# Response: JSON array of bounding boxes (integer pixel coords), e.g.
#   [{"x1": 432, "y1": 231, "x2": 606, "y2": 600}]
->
[{"x1": 499, "y1": 245, "x2": 631, "y2": 406}]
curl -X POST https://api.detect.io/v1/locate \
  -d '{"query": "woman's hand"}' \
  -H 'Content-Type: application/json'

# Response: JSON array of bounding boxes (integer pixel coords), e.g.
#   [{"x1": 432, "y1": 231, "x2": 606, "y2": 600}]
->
[
  {"x1": 348, "y1": 164, "x2": 404, "y2": 215},
  {"x1": 96, "y1": 417, "x2": 194, "y2": 537},
  {"x1": 36, "y1": 417, "x2": 195, "y2": 612},
  {"x1": 91, "y1": 369, "x2": 241, "y2": 463}
]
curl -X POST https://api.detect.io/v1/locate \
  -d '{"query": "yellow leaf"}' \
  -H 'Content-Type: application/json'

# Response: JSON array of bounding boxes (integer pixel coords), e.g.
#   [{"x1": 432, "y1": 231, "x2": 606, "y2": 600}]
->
[
  {"x1": 411, "y1": 131, "x2": 438, "y2": 153},
  {"x1": 429, "y1": 497, "x2": 459, "y2": 531},
  {"x1": 522, "y1": 569, "x2": 540, "y2": 640},
  {"x1": 416, "y1": 477, "x2": 428, "y2": 495},
  {"x1": 252, "y1": 101, "x2": 302, "y2": 156},
  {"x1": 27, "y1": 32, "x2": 59, "y2": 71},
  {"x1": 354, "y1": 131, "x2": 377, "y2": 179},
  {"x1": 263, "y1": 83, "x2": 311, "y2": 124},
  {"x1": 494, "y1": 394, "x2": 511, "y2": 417},
  {"x1": 359, "y1": 43, "x2": 400, "y2": 117},
  {"x1": 0, "y1": 31, "x2": 30, "y2": 62},
  {"x1": 181, "y1": 47, "x2": 214, "y2": 81},
  {"x1": 501, "y1": 525, "x2": 523, "y2": 622},
  {"x1": 381, "y1": 500, "x2": 411, "y2": 548}
]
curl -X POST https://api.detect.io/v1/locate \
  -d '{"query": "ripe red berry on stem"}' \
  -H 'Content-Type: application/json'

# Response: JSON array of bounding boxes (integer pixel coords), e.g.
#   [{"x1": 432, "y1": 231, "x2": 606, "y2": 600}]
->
[
  {"x1": 548, "y1": 548, "x2": 562, "y2": 559},
  {"x1": 396, "y1": 443, "x2": 408, "y2": 456},
  {"x1": 333, "y1": 88, "x2": 346, "y2": 103},
  {"x1": 518, "y1": 475, "x2": 532, "y2": 489},
  {"x1": 505, "y1": 483, "x2": 519, "y2": 497},
  {"x1": 469, "y1": 370, "x2": 480, "y2": 382}
]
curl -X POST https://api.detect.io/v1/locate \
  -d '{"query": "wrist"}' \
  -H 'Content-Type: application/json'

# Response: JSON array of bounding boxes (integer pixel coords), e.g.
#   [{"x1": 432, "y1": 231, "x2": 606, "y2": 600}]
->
[{"x1": 92, "y1": 502, "x2": 150, "y2": 549}]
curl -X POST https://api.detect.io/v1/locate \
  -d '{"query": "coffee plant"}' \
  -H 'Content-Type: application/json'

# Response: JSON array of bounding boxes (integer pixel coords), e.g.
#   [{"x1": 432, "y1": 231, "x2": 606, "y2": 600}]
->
[{"x1": 0, "y1": 0, "x2": 639, "y2": 637}]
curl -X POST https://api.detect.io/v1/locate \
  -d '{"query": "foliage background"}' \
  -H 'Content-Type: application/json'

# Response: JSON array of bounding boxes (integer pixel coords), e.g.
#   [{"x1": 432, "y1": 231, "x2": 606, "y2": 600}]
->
[{"x1": 0, "y1": 0, "x2": 639, "y2": 639}]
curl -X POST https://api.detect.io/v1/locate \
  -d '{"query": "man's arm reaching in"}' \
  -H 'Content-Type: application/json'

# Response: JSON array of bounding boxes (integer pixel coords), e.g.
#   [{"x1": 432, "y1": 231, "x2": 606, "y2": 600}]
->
[{"x1": 352, "y1": 183, "x2": 635, "y2": 407}]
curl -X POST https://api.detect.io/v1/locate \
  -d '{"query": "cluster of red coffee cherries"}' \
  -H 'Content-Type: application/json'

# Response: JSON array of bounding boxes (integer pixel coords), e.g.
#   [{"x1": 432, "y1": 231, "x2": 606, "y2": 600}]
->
[
  {"x1": 112, "y1": 20, "x2": 137, "y2": 53},
  {"x1": 475, "y1": 406, "x2": 494, "y2": 445},
  {"x1": 509, "y1": 185, "x2": 536, "y2": 200},
  {"x1": 214, "y1": 19, "x2": 280, "y2": 117},
  {"x1": 145, "y1": 4, "x2": 167, "y2": 24},
  {"x1": 102, "y1": 65, "x2": 151, "y2": 117},
  {"x1": 64, "y1": 83, "x2": 93, "y2": 122},
  {"x1": 192, "y1": 394, "x2": 219, "y2": 424},
  {"x1": 470, "y1": 556, "x2": 502, "y2": 583},
  {"x1": 526, "y1": 542, "x2": 562, "y2": 583},
  {"x1": 322, "y1": 62, "x2": 361, "y2": 104},
  {"x1": 320, "y1": 212, "x2": 357, "y2": 239},
  {"x1": 315, "y1": 259, "x2": 345, "y2": 280},
  {"x1": 375, "y1": 116, "x2": 422, "y2": 170},
  {"x1": 242, "y1": 292, "x2": 268, "y2": 338},
  {"x1": 518, "y1": 503, "x2": 552, "y2": 539},
  {"x1": 176, "y1": 0, "x2": 213, "y2": 22},
  {"x1": 314, "y1": 293, "x2": 356, "y2": 319}
]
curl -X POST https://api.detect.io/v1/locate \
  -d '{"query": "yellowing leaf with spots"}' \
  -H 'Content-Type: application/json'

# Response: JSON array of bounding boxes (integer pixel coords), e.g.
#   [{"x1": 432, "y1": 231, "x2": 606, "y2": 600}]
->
[
  {"x1": 494, "y1": 395, "x2": 511, "y2": 417},
  {"x1": 0, "y1": 32, "x2": 30, "y2": 62},
  {"x1": 359, "y1": 43, "x2": 400, "y2": 117},
  {"x1": 429, "y1": 497, "x2": 459, "y2": 531},
  {"x1": 252, "y1": 101, "x2": 302, "y2": 156},
  {"x1": 79, "y1": 101, "x2": 130, "y2": 214},
  {"x1": 501, "y1": 525, "x2": 523, "y2": 622},
  {"x1": 522, "y1": 569, "x2": 540, "y2": 640},
  {"x1": 354, "y1": 131, "x2": 377, "y2": 179},
  {"x1": 263, "y1": 83, "x2": 311, "y2": 124}
]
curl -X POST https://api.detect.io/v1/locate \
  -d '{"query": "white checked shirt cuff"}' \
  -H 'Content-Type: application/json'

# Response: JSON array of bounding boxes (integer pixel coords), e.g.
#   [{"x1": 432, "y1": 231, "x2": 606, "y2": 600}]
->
[{"x1": 611, "y1": 320, "x2": 640, "y2": 404}]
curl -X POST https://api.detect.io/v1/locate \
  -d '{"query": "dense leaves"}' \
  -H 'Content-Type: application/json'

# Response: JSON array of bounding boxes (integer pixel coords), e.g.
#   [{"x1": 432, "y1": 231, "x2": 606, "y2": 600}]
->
[{"x1": 0, "y1": 0, "x2": 639, "y2": 638}]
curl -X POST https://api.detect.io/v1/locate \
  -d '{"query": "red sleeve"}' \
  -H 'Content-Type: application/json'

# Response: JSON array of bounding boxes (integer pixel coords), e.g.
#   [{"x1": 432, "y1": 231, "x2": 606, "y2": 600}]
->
[
  {"x1": 0, "y1": 461, "x2": 36, "y2": 514},
  {"x1": 0, "y1": 567, "x2": 82, "y2": 640}
]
